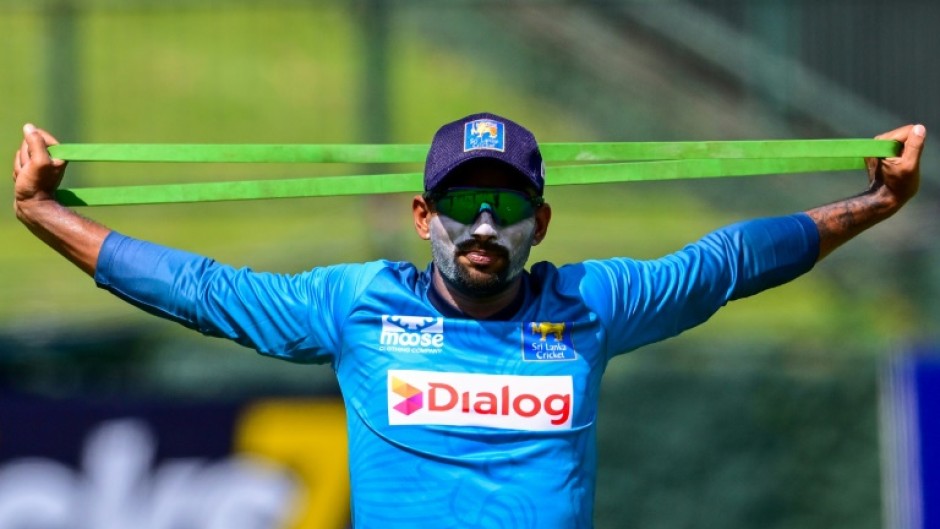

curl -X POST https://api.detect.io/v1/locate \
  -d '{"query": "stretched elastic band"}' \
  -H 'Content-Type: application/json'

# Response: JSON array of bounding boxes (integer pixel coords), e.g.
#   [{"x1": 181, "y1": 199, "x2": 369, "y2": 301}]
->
[
  {"x1": 48, "y1": 140, "x2": 898, "y2": 207},
  {"x1": 48, "y1": 139, "x2": 898, "y2": 164},
  {"x1": 55, "y1": 157, "x2": 869, "y2": 207}
]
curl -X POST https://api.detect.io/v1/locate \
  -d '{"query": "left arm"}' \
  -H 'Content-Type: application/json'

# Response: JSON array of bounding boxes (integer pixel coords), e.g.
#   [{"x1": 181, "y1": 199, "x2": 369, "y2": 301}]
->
[
  {"x1": 807, "y1": 124, "x2": 925, "y2": 260},
  {"x1": 586, "y1": 213, "x2": 820, "y2": 357}
]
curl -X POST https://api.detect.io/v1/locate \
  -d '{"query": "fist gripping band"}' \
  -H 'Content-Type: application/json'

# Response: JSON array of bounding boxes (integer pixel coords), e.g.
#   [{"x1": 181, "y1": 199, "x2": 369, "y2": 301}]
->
[{"x1": 48, "y1": 140, "x2": 899, "y2": 206}]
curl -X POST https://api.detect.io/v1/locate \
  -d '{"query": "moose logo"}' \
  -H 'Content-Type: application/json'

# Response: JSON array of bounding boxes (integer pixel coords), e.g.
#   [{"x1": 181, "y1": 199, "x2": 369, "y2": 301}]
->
[
  {"x1": 379, "y1": 315, "x2": 445, "y2": 354},
  {"x1": 523, "y1": 321, "x2": 577, "y2": 362}
]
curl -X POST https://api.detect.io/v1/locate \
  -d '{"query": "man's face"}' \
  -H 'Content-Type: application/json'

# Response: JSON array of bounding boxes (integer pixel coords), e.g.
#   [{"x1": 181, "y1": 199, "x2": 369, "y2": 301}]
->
[
  {"x1": 429, "y1": 208, "x2": 537, "y2": 297},
  {"x1": 426, "y1": 161, "x2": 544, "y2": 297}
]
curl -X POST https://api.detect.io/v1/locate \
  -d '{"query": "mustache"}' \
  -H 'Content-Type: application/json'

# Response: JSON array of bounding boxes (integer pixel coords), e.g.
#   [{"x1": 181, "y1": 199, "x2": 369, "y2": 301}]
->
[{"x1": 455, "y1": 239, "x2": 509, "y2": 255}]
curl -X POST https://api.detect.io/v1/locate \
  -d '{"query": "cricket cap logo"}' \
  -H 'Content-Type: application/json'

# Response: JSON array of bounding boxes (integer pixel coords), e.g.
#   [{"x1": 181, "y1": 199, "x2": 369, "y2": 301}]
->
[{"x1": 463, "y1": 119, "x2": 505, "y2": 152}]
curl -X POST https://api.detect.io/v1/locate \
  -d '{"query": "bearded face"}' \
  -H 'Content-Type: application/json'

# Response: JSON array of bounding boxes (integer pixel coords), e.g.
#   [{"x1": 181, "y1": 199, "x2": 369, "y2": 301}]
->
[{"x1": 428, "y1": 211, "x2": 537, "y2": 297}]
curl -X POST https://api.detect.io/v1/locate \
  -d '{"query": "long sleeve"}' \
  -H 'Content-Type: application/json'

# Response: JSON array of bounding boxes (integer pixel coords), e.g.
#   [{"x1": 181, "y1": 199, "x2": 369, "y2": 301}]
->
[
  {"x1": 94, "y1": 232, "x2": 374, "y2": 364},
  {"x1": 577, "y1": 213, "x2": 820, "y2": 357}
]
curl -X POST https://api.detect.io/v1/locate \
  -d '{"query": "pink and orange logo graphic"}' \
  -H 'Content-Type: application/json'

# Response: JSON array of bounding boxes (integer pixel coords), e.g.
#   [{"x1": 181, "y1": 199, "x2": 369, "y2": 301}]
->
[{"x1": 391, "y1": 377, "x2": 423, "y2": 416}]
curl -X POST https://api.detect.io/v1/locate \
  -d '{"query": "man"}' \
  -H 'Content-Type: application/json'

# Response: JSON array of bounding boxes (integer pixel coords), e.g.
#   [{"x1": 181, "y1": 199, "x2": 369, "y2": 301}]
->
[{"x1": 12, "y1": 113, "x2": 925, "y2": 528}]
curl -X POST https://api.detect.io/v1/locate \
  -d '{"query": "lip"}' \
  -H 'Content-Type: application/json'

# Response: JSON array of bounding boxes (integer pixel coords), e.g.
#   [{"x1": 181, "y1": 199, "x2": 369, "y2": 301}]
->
[
  {"x1": 458, "y1": 245, "x2": 507, "y2": 269},
  {"x1": 464, "y1": 250, "x2": 497, "y2": 266}
]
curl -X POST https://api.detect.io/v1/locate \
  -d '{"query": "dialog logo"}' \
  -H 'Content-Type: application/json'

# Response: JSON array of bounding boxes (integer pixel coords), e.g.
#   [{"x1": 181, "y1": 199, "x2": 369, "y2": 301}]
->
[
  {"x1": 523, "y1": 321, "x2": 577, "y2": 361},
  {"x1": 390, "y1": 376, "x2": 423, "y2": 416},
  {"x1": 379, "y1": 315, "x2": 444, "y2": 354},
  {"x1": 463, "y1": 119, "x2": 505, "y2": 152},
  {"x1": 387, "y1": 370, "x2": 574, "y2": 431}
]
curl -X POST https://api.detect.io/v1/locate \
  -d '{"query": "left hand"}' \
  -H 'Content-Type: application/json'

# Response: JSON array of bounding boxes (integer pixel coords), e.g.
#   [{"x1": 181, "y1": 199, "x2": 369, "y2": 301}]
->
[{"x1": 866, "y1": 124, "x2": 926, "y2": 210}]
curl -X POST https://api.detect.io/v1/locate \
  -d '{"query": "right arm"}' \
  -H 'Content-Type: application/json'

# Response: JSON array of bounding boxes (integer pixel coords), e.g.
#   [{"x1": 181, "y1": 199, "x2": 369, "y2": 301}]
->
[
  {"x1": 96, "y1": 233, "x2": 365, "y2": 362},
  {"x1": 13, "y1": 125, "x2": 360, "y2": 361},
  {"x1": 13, "y1": 123, "x2": 110, "y2": 276}
]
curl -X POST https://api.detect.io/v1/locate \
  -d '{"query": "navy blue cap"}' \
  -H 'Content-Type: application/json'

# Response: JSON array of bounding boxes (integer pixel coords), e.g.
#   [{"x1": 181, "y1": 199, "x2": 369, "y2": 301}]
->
[{"x1": 423, "y1": 112, "x2": 545, "y2": 195}]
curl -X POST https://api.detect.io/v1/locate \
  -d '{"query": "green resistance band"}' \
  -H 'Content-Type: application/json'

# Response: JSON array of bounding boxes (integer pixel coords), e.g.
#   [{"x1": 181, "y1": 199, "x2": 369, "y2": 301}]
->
[{"x1": 48, "y1": 140, "x2": 899, "y2": 207}]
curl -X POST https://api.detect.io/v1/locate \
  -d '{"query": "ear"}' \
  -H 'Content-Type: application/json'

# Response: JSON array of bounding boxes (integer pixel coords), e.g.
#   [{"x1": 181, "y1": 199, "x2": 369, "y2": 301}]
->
[
  {"x1": 532, "y1": 203, "x2": 552, "y2": 246},
  {"x1": 413, "y1": 195, "x2": 432, "y2": 240}
]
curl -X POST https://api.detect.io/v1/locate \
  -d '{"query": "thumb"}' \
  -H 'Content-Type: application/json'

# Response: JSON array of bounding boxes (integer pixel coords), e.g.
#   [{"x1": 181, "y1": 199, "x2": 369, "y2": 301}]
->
[
  {"x1": 23, "y1": 123, "x2": 53, "y2": 167},
  {"x1": 23, "y1": 123, "x2": 67, "y2": 170},
  {"x1": 901, "y1": 124, "x2": 926, "y2": 167}
]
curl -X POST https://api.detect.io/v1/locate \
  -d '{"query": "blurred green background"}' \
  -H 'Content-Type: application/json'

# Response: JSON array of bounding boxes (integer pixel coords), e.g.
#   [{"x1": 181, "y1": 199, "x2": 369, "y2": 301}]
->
[{"x1": 1, "y1": 1, "x2": 938, "y2": 527}]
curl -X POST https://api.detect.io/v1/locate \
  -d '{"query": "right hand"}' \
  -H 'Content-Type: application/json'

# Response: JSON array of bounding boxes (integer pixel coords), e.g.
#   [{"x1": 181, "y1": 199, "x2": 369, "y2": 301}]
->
[
  {"x1": 12, "y1": 123, "x2": 67, "y2": 210},
  {"x1": 12, "y1": 124, "x2": 108, "y2": 276}
]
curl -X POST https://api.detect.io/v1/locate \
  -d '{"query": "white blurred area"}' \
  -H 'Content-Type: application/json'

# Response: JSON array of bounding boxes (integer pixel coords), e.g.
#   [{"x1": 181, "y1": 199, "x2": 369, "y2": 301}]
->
[{"x1": 0, "y1": 420, "x2": 299, "y2": 529}]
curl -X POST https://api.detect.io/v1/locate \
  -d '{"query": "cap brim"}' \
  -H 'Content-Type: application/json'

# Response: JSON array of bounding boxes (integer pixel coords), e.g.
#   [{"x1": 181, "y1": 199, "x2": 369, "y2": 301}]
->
[{"x1": 428, "y1": 155, "x2": 540, "y2": 194}]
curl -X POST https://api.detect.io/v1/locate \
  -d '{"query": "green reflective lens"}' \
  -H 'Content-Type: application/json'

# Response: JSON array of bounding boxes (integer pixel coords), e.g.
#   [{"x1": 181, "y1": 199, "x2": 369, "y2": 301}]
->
[{"x1": 430, "y1": 188, "x2": 542, "y2": 226}]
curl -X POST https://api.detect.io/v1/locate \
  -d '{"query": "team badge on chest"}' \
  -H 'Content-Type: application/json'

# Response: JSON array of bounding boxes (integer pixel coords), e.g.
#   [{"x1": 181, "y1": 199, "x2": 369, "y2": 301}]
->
[{"x1": 523, "y1": 321, "x2": 577, "y2": 362}]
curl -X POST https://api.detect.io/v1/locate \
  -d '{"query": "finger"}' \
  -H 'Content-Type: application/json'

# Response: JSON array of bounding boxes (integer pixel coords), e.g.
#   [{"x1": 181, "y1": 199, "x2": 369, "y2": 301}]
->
[
  {"x1": 18, "y1": 139, "x2": 30, "y2": 170},
  {"x1": 34, "y1": 127, "x2": 60, "y2": 147},
  {"x1": 32, "y1": 126, "x2": 66, "y2": 168},
  {"x1": 863, "y1": 156, "x2": 878, "y2": 180},
  {"x1": 23, "y1": 123, "x2": 52, "y2": 167},
  {"x1": 874, "y1": 124, "x2": 914, "y2": 143},
  {"x1": 14, "y1": 140, "x2": 30, "y2": 181}
]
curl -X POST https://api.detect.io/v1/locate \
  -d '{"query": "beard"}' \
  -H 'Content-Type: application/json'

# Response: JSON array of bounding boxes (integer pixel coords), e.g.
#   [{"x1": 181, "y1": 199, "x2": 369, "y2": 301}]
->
[{"x1": 429, "y1": 215, "x2": 535, "y2": 297}]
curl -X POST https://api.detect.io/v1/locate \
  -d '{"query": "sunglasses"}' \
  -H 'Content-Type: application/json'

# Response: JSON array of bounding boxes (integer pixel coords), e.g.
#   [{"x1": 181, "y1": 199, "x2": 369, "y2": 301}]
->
[{"x1": 426, "y1": 187, "x2": 544, "y2": 226}]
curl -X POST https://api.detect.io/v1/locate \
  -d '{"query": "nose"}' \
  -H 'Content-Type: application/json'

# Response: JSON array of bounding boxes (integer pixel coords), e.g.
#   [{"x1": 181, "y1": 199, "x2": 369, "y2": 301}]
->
[{"x1": 471, "y1": 210, "x2": 499, "y2": 240}]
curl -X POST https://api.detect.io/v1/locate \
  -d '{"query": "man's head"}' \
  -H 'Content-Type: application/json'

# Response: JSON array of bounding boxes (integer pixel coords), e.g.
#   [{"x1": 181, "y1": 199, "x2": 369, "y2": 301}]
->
[
  {"x1": 413, "y1": 113, "x2": 551, "y2": 298},
  {"x1": 423, "y1": 112, "x2": 545, "y2": 194}
]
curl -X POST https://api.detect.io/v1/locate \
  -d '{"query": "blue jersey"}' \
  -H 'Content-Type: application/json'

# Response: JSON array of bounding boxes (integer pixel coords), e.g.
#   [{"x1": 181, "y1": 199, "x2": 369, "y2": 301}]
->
[{"x1": 94, "y1": 214, "x2": 819, "y2": 528}]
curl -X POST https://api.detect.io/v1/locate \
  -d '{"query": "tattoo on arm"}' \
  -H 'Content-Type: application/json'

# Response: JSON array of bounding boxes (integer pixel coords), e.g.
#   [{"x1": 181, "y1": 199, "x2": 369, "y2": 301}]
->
[{"x1": 806, "y1": 188, "x2": 898, "y2": 261}]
